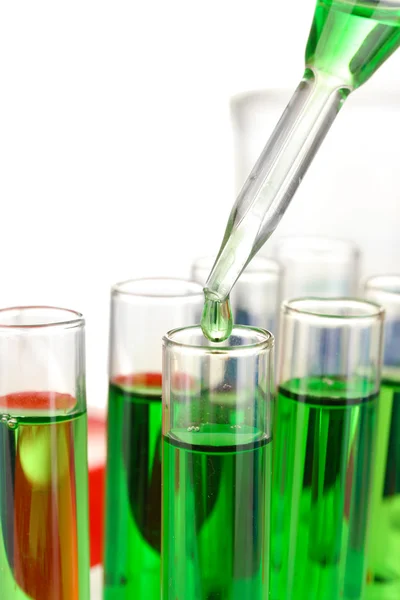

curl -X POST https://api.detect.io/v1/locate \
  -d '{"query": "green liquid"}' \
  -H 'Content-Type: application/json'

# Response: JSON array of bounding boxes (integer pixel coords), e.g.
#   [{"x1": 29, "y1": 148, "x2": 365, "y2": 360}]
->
[
  {"x1": 0, "y1": 409, "x2": 89, "y2": 600},
  {"x1": 201, "y1": 297, "x2": 233, "y2": 342},
  {"x1": 306, "y1": 0, "x2": 400, "y2": 89},
  {"x1": 104, "y1": 382, "x2": 162, "y2": 600},
  {"x1": 366, "y1": 376, "x2": 400, "y2": 599},
  {"x1": 271, "y1": 376, "x2": 378, "y2": 600},
  {"x1": 162, "y1": 424, "x2": 272, "y2": 600}
]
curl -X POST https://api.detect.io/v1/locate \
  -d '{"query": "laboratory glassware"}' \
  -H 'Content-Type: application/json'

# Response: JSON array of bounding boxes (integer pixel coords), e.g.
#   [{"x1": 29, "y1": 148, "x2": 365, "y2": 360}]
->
[
  {"x1": 103, "y1": 278, "x2": 203, "y2": 600},
  {"x1": 192, "y1": 255, "x2": 282, "y2": 333},
  {"x1": 272, "y1": 298, "x2": 384, "y2": 600},
  {"x1": 0, "y1": 306, "x2": 89, "y2": 600},
  {"x1": 275, "y1": 236, "x2": 359, "y2": 300},
  {"x1": 202, "y1": 0, "x2": 400, "y2": 340},
  {"x1": 162, "y1": 325, "x2": 273, "y2": 600},
  {"x1": 230, "y1": 89, "x2": 400, "y2": 278},
  {"x1": 364, "y1": 275, "x2": 400, "y2": 598}
]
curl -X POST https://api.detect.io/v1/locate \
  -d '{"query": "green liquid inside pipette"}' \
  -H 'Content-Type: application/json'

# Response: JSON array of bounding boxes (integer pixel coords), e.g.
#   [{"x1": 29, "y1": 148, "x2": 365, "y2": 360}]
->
[
  {"x1": 205, "y1": 0, "x2": 400, "y2": 307},
  {"x1": 306, "y1": 0, "x2": 400, "y2": 89},
  {"x1": 201, "y1": 297, "x2": 233, "y2": 342}
]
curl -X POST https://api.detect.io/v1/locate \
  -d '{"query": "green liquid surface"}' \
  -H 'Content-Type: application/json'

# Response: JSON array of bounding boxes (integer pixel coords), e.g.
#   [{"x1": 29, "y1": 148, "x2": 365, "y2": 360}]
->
[
  {"x1": 104, "y1": 382, "x2": 162, "y2": 600},
  {"x1": 366, "y1": 376, "x2": 400, "y2": 599},
  {"x1": 272, "y1": 376, "x2": 378, "y2": 600},
  {"x1": 162, "y1": 423, "x2": 272, "y2": 600},
  {"x1": 0, "y1": 407, "x2": 89, "y2": 600},
  {"x1": 201, "y1": 297, "x2": 233, "y2": 343},
  {"x1": 306, "y1": 0, "x2": 400, "y2": 88}
]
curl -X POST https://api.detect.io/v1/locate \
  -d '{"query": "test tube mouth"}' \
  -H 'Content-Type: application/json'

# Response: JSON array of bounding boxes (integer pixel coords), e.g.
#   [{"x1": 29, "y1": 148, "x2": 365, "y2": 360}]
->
[
  {"x1": 275, "y1": 236, "x2": 359, "y2": 263},
  {"x1": 283, "y1": 298, "x2": 384, "y2": 324},
  {"x1": 163, "y1": 324, "x2": 274, "y2": 355},
  {"x1": 364, "y1": 274, "x2": 400, "y2": 298},
  {"x1": 112, "y1": 277, "x2": 204, "y2": 300},
  {"x1": 0, "y1": 306, "x2": 84, "y2": 330}
]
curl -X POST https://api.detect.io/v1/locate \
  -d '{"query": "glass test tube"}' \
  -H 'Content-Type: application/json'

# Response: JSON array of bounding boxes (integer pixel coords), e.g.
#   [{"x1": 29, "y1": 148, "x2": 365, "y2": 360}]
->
[
  {"x1": 192, "y1": 255, "x2": 282, "y2": 334},
  {"x1": 272, "y1": 299, "x2": 384, "y2": 600},
  {"x1": 364, "y1": 275, "x2": 400, "y2": 598},
  {"x1": 104, "y1": 278, "x2": 203, "y2": 599},
  {"x1": 274, "y1": 236, "x2": 360, "y2": 300},
  {"x1": 0, "y1": 307, "x2": 89, "y2": 600},
  {"x1": 162, "y1": 325, "x2": 274, "y2": 600}
]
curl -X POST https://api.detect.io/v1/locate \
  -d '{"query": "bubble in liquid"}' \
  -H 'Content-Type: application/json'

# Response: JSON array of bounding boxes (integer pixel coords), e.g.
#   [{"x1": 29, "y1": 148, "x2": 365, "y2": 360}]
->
[
  {"x1": 1, "y1": 414, "x2": 9, "y2": 424},
  {"x1": 7, "y1": 417, "x2": 18, "y2": 430}
]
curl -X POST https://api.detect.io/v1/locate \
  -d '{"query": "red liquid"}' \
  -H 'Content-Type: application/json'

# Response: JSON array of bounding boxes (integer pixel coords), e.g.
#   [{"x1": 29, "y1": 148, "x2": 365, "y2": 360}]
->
[
  {"x1": 88, "y1": 414, "x2": 107, "y2": 567},
  {"x1": 0, "y1": 391, "x2": 86, "y2": 600}
]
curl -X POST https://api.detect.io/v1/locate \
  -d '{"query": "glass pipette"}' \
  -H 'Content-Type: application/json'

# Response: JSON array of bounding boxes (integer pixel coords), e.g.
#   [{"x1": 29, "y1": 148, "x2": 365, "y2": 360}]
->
[{"x1": 201, "y1": 0, "x2": 400, "y2": 341}]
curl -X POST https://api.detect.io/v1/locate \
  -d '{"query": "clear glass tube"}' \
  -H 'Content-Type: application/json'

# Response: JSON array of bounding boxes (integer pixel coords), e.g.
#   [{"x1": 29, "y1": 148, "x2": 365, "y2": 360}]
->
[
  {"x1": 274, "y1": 236, "x2": 360, "y2": 300},
  {"x1": 104, "y1": 278, "x2": 203, "y2": 600},
  {"x1": 192, "y1": 255, "x2": 283, "y2": 333},
  {"x1": 162, "y1": 325, "x2": 274, "y2": 600},
  {"x1": 364, "y1": 275, "x2": 400, "y2": 595},
  {"x1": 0, "y1": 306, "x2": 89, "y2": 600},
  {"x1": 204, "y1": 0, "x2": 400, "y2": 303},
  {"x1": 272, "y1": 298, "x2": 384, "y2": 600},
  {"x1": 230, "y1": 88, "x2": 400, "y2": 278}
]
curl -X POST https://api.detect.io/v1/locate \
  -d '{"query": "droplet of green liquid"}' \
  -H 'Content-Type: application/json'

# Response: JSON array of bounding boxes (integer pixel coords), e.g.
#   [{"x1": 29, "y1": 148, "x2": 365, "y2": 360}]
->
[{"x1": 201, "y1": 297, "x2": 233, "y2": 342}]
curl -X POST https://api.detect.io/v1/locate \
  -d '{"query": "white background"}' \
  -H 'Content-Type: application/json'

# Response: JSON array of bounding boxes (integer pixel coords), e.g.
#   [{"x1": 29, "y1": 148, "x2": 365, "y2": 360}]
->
[{"x1": 0, "y1": 1, "x2": 399, "y2": 409}]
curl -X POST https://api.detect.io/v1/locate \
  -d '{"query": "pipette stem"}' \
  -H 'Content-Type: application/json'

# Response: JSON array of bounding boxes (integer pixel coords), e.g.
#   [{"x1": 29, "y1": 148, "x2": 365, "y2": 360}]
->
[{"x1": 205, "y1": 69, "x2": 351, "y2": 303}]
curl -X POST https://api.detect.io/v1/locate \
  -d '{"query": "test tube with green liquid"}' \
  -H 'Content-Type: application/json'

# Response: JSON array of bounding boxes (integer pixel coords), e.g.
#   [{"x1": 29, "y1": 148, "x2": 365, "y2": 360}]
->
[
  {"x1": 103, "y1": 278, "x2": 203, "y2": 600},
  {"x1": 0, "y1": 306, "x2": 90, "y2": 600},
  {"x1": 364, "y1": 275, "x2": 400, "y2": 598},
  {"x1": 162, "y1": 325, "x2": 273, "y2": 600},
  {"x1": 271, "y1": 298, "x2": 384, "y2": 600}
]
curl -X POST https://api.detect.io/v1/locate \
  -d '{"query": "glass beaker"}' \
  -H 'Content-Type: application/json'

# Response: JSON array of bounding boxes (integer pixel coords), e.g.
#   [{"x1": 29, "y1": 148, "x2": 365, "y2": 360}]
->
[
  {"x1": 0, "y1": 306, "x2": 89, "y2": 600},
  {"x1": 192, "y1": 255, "x2": 282, "y2": 334},
  {"x1": 364, "y1": 275, "x2": 400, "y2": 598},
  {"x1": 272, "y1": 298, "x2": 384, "y2": 600},
  {"x1": 103, "y1": 278, "x2": 203, "y2": 599},
  {"x1": 274, "y1": 236, "x2": 360, "y2": 300},
  {"x1": 162, "y1": 325, "x2": 274, "y2": 600}
]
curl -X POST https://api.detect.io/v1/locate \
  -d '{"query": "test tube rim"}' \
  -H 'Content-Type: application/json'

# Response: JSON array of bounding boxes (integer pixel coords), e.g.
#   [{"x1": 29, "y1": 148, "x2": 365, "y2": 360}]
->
[
  {"x1": 112, "y1": 277, "x2": 204, "y2": 300},
  {"x1": 163, "y1": 324, "x2": 274, "y2": 355},
  {"x1": 364, "y1": 274, "x2": 400, "y2": 300},
  {"x1": 282, "y1": 297, "x2": 384, "y2": 324},
  {"x1": 0, "y1": 305, "x2": 84, "y2": 331}
]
